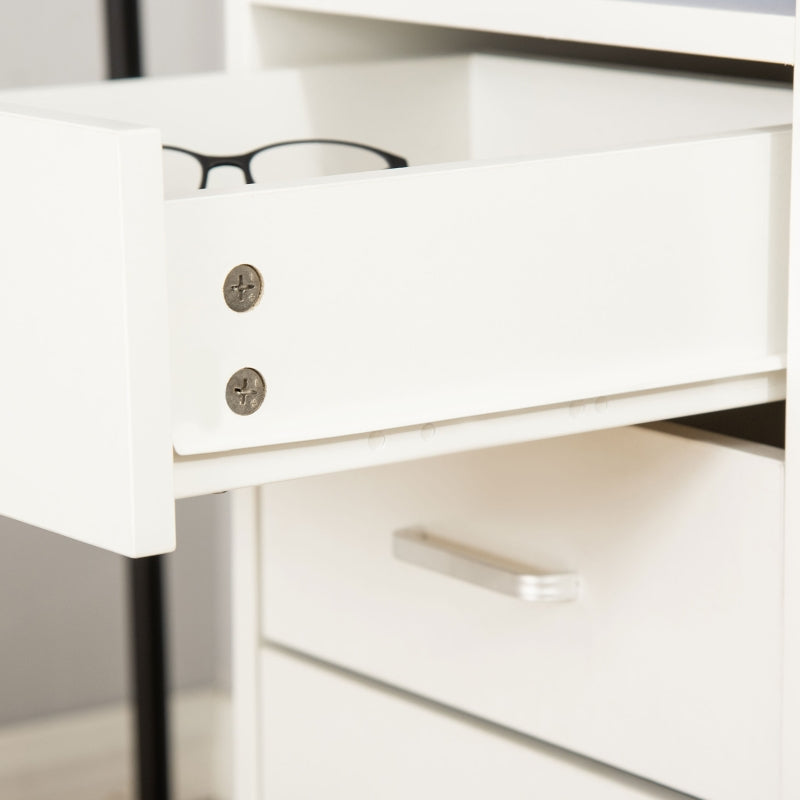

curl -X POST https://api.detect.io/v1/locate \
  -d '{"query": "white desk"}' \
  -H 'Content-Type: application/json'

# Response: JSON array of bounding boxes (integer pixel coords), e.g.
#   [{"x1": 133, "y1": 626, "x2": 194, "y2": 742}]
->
[{"x1": 1, "y1": 2, "x2": 798, "y2": 798}]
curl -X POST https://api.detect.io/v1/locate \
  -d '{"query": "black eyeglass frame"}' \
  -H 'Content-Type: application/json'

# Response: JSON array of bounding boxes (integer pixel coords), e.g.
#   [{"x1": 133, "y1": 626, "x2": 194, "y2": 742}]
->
[{"x1": 162, "y1": 138, "x2": 408, "y2": 189}]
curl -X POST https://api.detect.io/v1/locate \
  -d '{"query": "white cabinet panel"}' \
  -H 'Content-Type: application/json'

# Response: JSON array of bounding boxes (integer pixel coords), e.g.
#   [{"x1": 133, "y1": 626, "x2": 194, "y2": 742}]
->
[{"x1": 249, "y1": 0, "x2": 795, "y2": 63}]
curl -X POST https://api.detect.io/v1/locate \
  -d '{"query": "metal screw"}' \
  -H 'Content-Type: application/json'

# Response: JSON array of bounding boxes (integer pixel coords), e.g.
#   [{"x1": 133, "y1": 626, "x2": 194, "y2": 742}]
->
[
  {"x1": 223, "y1": 264, "x2": 262, "y2": 312},
  {"x1": 226, "y1": 368, "x2": 266, "y2": 415}
]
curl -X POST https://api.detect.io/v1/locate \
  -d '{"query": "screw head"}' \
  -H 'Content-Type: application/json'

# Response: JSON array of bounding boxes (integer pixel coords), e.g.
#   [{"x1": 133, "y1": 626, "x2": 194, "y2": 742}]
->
[
  {"x1": 223, "y1": 264, "x2": 262, "y2": 312},
  {"x1": 226, "y1": 368, "x2": 266, "y2": 415}
]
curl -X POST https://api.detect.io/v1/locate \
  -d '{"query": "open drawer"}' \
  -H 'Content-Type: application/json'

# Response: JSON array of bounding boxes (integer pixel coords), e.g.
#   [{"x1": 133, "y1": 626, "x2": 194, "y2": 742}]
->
[{"x1": 0, "y1": 53, "x2": 791, "y2": 554}]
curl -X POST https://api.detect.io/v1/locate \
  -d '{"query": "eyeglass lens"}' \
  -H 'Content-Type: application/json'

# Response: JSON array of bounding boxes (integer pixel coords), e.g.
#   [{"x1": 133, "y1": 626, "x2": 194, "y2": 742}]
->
[{"x1": 249, "y1": 141, "x2": 393, "y2": 183}]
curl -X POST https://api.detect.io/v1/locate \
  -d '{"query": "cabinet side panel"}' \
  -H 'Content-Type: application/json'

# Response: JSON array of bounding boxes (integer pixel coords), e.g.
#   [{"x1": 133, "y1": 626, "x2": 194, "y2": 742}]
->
[
  {"x1": 0, "y1": 105, "x2": 174, "y2": 556},
  {"x1": 782, "y1": 19, "x2": 800, "y2": 798}
]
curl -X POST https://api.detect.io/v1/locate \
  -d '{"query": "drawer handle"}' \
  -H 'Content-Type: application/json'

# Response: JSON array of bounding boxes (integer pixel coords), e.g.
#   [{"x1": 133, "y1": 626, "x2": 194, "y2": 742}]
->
[{"x1": 392, "y1": 528, "x2": 580, "y2": 603}]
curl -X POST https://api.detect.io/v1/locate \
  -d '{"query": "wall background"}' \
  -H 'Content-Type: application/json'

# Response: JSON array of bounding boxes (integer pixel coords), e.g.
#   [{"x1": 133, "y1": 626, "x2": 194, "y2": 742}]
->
[{"x1": 0, "y1": 0, "x2": 228, "y2": 727}]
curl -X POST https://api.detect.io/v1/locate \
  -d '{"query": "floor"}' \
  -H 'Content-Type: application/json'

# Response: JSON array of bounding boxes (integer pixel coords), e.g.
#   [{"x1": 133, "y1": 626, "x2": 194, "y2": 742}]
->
[{"x1": 0, "y1": 690, "x2": 230, "y2": 800}]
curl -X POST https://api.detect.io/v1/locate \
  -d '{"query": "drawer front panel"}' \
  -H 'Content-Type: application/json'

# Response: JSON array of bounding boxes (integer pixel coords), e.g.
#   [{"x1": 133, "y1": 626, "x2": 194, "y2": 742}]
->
[
  {"x1": 260, "y1": 424, "x2": 784, "y2": 799},
  {"x1": 261, "y1": 645, "x2": 693, "y2": 800}
]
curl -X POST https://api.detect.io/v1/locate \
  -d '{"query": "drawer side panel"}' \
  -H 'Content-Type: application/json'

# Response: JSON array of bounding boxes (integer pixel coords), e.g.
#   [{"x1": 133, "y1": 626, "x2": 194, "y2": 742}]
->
[{"x1": 168, "y1": 129, "x2": 789, "y2": 455}]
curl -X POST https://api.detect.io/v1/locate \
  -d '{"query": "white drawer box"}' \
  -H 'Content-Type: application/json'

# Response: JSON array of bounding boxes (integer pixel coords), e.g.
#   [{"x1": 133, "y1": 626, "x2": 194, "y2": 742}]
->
[
  {"x1": 0, "y1": 53, "x2": 790, "y2": 554},
  {"x1": 0, "y1": 53, "x2": 790, "y2": 459},
  {"x1": 259, "y1": 424, "x2": 784, "y2": 799},
  {"x1": 261, "y1": 644, "x2": 693, "y2": 799}
]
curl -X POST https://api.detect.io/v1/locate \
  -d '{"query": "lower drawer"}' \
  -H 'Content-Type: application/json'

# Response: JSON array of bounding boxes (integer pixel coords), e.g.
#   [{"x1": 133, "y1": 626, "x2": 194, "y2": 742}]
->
[
  {"x1": 260, "y1": 424, "x2": 784, "y2": 799},
  {"x1": 261, "y1": 645, "x2": 692, "y2": 799}
]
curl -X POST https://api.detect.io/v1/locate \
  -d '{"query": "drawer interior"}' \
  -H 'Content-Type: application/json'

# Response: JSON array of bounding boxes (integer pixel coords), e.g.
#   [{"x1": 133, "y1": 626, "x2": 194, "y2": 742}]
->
[{"x1": 5, "y1": 53, "x2": 791, "y2": 197}]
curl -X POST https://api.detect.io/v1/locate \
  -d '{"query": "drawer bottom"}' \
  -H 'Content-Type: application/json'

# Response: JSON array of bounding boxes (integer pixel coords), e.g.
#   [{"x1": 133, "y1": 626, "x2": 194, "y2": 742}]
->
[{"x1": 260, "y1": 646, "x2": 691, "y2": 799}]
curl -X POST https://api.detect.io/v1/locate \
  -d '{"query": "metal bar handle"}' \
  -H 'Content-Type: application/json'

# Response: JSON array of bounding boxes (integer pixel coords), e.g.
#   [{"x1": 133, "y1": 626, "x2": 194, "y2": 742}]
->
[{"x1": 393, "y1": 528, "x2": 580, "y2": 603}]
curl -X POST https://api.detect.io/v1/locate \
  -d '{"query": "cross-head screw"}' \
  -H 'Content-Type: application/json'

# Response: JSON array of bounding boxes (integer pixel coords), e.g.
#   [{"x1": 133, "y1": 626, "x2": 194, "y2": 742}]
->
[
  {"x1": 226, "y1": 367, "x2": 266, "y2": 415},
  {"x1": 223, "y1": 264, "x2": 262, "y2": 312}
]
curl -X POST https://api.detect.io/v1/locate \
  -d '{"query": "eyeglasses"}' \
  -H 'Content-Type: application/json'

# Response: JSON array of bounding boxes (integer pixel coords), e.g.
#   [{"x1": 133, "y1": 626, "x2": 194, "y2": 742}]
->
[{"x1": 162, "y1": 138, "x2": 408, "y2": 190}]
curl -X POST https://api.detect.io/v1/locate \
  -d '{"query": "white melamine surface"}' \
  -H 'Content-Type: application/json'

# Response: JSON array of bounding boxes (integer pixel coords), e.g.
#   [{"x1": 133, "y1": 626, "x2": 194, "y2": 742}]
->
[
  {"x1": 0, "y1": 105, "x2": 174, "y2": 556},
  {"x1": 250, "y1": 0, "x2": 795, "y2": 63},
  {"x1": 260, "y1": 424, "x2": 784, "y2": 800},
  {"x1": 261, "y1": 645, "x2": 693, "y2": 799}
]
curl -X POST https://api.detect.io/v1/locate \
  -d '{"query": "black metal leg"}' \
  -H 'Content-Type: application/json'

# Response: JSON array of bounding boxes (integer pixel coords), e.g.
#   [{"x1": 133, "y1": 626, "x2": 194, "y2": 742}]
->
[
  {"x1": 101, "y1": 5, "x2": 171, "y2": 798},
  {"x1": 129, "y1": 556, "x2": 171, "y2": 800},
  {"x1": 104, "y1": 0, "x2": 142, "y2": 80}
]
